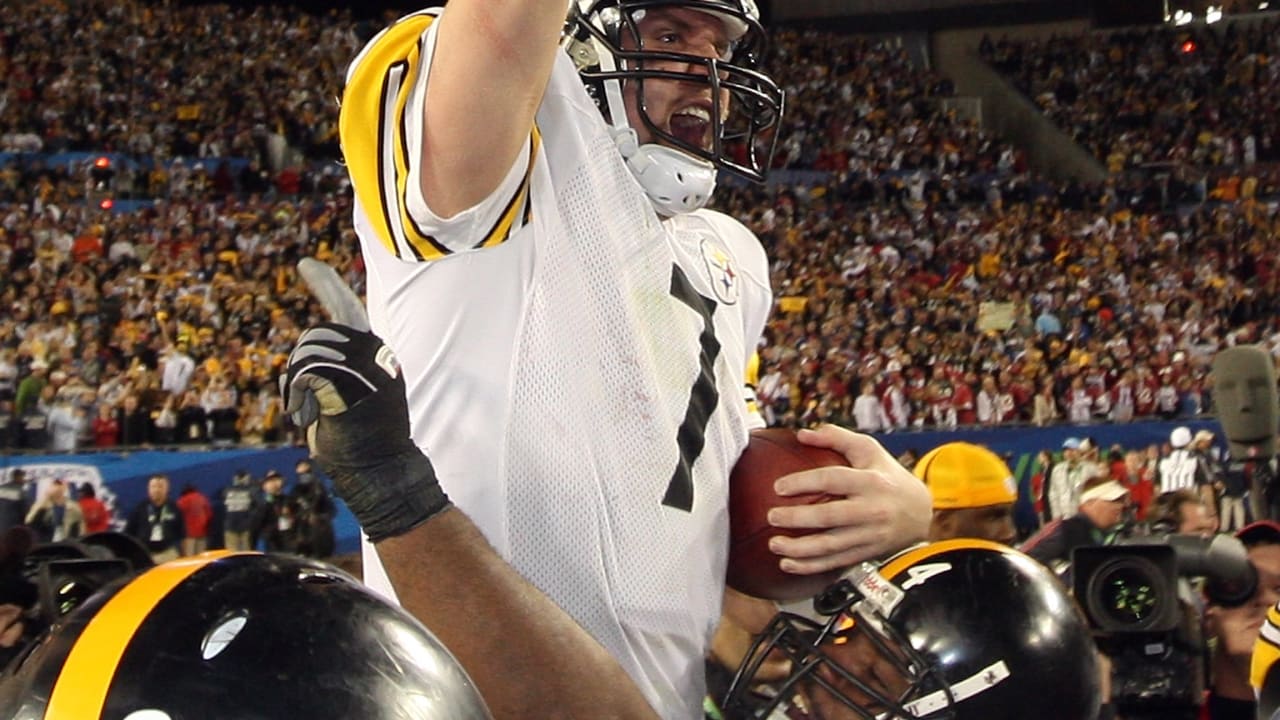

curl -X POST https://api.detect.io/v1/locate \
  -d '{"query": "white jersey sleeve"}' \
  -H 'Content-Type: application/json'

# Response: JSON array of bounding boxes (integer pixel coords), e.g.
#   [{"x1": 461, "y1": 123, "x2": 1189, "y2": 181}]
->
[{"x1": 340, "y1": 8, "x2": 538, "y2": 261}]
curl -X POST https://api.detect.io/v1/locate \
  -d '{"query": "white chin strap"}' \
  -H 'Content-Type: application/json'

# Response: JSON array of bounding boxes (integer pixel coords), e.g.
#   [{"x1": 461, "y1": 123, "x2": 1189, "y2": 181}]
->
[
  {"x1": 591, "y1": 26, "x2": 717, "y2": 217},
  {"x1": 610, "y1": 126, "x2": 716, "y2": 216}
]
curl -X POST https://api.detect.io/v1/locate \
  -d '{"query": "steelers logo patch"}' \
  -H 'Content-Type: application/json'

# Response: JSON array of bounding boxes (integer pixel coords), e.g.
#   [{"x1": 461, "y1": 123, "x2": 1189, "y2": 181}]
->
[{"x1": 701, "y1": 239, "x2": 740, "y2": 305}]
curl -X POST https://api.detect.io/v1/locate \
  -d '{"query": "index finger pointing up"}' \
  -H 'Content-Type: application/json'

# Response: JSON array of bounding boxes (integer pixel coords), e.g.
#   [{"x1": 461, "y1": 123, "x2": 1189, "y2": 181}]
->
[{"x1": 298, "y1": 257, "x2": 370, "y2": 332}]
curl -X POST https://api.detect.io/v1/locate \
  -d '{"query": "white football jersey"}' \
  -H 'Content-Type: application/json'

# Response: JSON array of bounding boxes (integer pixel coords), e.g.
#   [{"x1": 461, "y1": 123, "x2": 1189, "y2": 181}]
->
[{"x1": 340, "y1": 10, "x2": 772, "y2": 717}]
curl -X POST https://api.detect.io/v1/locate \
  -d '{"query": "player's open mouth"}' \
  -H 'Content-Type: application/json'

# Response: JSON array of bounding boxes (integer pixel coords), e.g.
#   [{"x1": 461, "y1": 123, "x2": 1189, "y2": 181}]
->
[{"x1": 670, "y1": 105, "x2": 712, "y2": 150}]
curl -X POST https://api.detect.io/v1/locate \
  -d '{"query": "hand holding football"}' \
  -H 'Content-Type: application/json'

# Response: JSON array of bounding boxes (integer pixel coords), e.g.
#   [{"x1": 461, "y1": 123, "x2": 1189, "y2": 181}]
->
[{"x1": 727, "y1": 428, "x2": 849, "y2": 601}]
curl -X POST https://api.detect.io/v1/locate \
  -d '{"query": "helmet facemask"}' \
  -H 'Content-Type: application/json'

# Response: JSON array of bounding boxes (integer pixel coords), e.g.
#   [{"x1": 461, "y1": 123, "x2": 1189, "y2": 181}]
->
[
  {"x1": 724, "y1": 566, "x2": 962, "y2": 720},
  {"x1": 724, "y1": 543, "x2": 1103, "y2": 720},
  {"x1": 566, "y1": 0, "x2": 784, "y2": 215}
]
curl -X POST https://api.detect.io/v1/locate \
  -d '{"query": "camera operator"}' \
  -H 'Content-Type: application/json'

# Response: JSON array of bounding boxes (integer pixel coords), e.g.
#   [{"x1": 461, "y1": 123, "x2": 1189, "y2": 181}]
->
[
  {"x1": 1023, "y1": 476, "x2": 1129, "y2": 577},
  {"x1": 1204, "y1": 521, "x2": 1280, "y2": 719}
]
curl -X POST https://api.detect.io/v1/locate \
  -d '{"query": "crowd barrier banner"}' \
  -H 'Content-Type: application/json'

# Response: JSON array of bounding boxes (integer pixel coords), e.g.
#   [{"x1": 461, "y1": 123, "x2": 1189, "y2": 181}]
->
[
  {"x1": 0, "y1": 446, "x2": 365, "y2": 555},
  {"x1": 0, "y1": 418, "x2": 1226, "y2": 559}
]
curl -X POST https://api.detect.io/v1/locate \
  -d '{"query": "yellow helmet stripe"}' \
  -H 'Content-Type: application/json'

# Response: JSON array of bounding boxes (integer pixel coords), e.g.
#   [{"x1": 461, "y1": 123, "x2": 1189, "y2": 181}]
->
[
  {"x1": 878, "y1": 538, "x2": 1010, "y2": 581},
  {"x1": 47, "y1": 551, "x2": 240, "y2": 718}
]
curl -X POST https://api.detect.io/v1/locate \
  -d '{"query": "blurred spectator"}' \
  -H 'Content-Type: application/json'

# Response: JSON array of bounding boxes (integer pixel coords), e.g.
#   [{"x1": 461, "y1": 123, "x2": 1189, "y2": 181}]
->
[
  {"x1": 116, "y1": 395, "x2": 153, "y2": 447},
  {"x1": 1023, "y1": 475, "x2": 1129, "y2": 577},
  {"x1": 15, "y1": 387, "x2": 50, "y2": 451},
  {"x1": 1048, "y1": 437, "x2": 1089, "y2": 520},
  {"x1": 76, "y1": 483, "x2": 111, "y2": 534},
  {"x1": 1149, "y1": 488, "x2": 1219, "y2": 537},
  {"x1": 159, "y1": 341, "x2": 196, "y2": 398},
  {"x1": 24, "y1": 479, "x2": 82, "y2": 543},
  {"x1": 1029, "y1": 449, "x2": 1054, "y2": 526},
  {"x1": 1220, "y1": 453, "x2": 1260, "y2": 534},
  {"x1": 201, "y1": 375, "x2": 238, "y2": 442},
  {"x1": 1193, "y1": 428, "x2": 1225, "y2": 511},
  {"x1": 1159, "y1": 426, "x2": 1213, "y2": 495},
  {"x1": 220, "y1": 469, "x2": 257, "y2": 552},
  {"x1": 174, "y1": 390, "x2": 208, "y2": 444},
  {"x1": 91, "y1": 402, "x2": 120, "y2": 447},
  {"x1": 175, "y1": 482, "x2": 212, "y2": 556},
  {"x1": 287, "y1": 460, "x2": 333, "y2": 559},
  {"x1": 44, "y1": 394, "x2": 86, "y2": 452},
  {"x1": 0, "y1": 470, "x2": 31, "y2": 534},
  {"x1": 851, "y1": 380, "x2": 890, "y2": 432},
  {"x1": 13, "y1": 361, "x2": 47, "y2": 418},
  {"x1": 1116, "y1": 449, "x2": 1157, "y2": 522},
  {"x1": 123, "y1": 474, "x2": 183, "y2": 563},
  {"x1": 1029, "y1": 381, "x2": 1059, "y2": 425},
  {"x1": 250, "y1": 469, "x2": 290, "y2": 553}
]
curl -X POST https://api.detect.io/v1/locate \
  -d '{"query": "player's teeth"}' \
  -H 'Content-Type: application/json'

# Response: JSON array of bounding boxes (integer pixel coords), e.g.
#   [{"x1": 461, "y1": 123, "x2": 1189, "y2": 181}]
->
[{"x1": 677, "y1": 106, "x2": 711, "y2": 122}]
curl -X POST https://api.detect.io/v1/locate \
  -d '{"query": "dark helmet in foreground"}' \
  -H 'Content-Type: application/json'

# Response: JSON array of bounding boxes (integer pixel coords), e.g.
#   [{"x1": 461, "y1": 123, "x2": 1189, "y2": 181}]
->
[
  {"x1": 724, "y1": 539, "x2": 1102, "y2": 719},
  {"x1": 0, "y1": 551, "x2": 492, "y2": 720}
]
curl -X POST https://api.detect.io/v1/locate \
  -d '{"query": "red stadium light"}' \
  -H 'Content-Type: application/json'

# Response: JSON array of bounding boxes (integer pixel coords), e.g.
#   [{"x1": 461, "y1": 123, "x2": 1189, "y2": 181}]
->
[
  {"x1": 93, "y1": 156, "x2": 111, "y2": 169},
  {"x1": 1181, "y1": 39, "x2": 1198, "y2": 54},
  {"x1": 99, "y1": 198, "x2": 114, "y2": 211}
]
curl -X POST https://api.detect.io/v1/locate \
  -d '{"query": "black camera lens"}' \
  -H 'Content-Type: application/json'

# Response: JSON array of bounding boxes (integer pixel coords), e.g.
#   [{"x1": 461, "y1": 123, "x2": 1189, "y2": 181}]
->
[{"x1": 1086, "y1": 557, "x2": 1165, "y2": 631}]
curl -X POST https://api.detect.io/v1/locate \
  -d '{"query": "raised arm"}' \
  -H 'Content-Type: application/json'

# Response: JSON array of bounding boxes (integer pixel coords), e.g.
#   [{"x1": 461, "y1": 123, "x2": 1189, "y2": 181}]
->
[{"x1": 421, "y1": 1, "x2": 566, "y2": 216}]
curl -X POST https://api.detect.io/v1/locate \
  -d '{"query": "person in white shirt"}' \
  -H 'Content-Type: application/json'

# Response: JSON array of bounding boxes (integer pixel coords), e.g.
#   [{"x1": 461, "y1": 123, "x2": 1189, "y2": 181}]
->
[
  {"x1": 1159, "y1": 426, "x2": 1208, "y2": 494},
  {"x1": 159, "y1": 341, "x2": 195, "y2": 397},
  {"x1": 852, "y1": 380, "x2": 890, "y2": 432}
]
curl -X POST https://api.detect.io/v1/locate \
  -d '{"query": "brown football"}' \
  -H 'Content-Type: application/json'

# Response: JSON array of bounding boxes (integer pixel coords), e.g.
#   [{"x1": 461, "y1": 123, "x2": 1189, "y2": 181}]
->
[{"x1": 727, "y1": 428, "x2": 848, "y2": 601}]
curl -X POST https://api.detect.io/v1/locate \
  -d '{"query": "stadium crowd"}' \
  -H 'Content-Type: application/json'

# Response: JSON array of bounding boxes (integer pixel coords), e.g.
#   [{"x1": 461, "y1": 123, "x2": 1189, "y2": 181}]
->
[
  {"x1": 981, "y1": 16, "x2": 1280, "y2": 172},
  {"x1": 0, "y1": 0, "x2": 1276, "y2": 456}
]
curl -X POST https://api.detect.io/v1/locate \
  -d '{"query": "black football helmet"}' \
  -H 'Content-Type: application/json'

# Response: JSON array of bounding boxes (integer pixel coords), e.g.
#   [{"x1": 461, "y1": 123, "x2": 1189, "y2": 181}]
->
[
  {"x1": 723, "y1": 540, "x2": 1102, "y2": 719},
  {"x1": 564, "y1": 0, "x2": 783, "y2": 213},
  {"x1": 0, "y1": 552, "x2": 492, "y2": 720}
]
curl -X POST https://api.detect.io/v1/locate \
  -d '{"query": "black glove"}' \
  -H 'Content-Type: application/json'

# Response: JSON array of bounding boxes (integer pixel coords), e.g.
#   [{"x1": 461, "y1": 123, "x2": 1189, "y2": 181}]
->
[{"x1": 280, "y1": 259, "x2": 450, "y2": 542}]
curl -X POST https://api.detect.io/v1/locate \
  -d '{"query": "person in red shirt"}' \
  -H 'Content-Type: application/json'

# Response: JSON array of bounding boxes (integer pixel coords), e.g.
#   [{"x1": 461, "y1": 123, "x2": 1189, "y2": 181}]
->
[
  {"x1": 1117, "y1": 449, "x2": 1155, "y2": 521},
  {"x1": 91, "y1": 403, "x2": 119, "y2": 447},
  {"x1": 951, "y1": 372, "x2": 978, "y2": 426},
  {"x1": 77, "y1": 483, "x2": 111, "y2": 534},
  {"x1": 175, "y1": 483, "x2": 213, "y2": 556}
]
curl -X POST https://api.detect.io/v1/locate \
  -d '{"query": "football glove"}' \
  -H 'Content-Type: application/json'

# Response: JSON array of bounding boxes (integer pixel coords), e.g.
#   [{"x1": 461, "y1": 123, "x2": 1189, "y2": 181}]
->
[{"x1": 280, "y1": 258, "x2": 450, "y2": 542}]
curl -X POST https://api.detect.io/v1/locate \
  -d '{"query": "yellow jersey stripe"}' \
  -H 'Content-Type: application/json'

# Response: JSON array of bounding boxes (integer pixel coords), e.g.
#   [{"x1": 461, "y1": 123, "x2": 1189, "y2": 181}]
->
[
  {"x1": 47, "y1": 551, "x2": 239, "y2": 717},
  {"x1": 391, "y1": 34, "x2": 448, "y2": 260},
  {"x1": 342, "y1": 10, "x2": 537, "y2": 261},
  {"x1": 342, "y1": 14, "x2": 435, "y2": 259},
  {"x1": 477, "y1": 126, "x2": 540, "y2": 250},
  {"x1": 744, "y1": 350, "x2": 761, "y2": 416},
  {"x1": 1254, "y1": 603, "x2": 1280, "y2": 689}
]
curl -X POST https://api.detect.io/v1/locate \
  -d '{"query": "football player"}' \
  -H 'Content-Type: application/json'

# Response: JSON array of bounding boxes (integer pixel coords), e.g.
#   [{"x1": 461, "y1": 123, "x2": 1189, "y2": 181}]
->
[
  {"x1": 722, "y1": 541, "x2": 1103, "y2": 719},
  {"x1": 323, "y1": 0, "x2": 932, "y2": 717}
]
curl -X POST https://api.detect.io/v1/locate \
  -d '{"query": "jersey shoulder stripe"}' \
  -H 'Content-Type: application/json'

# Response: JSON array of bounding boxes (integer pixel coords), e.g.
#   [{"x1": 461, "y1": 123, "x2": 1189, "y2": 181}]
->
[{"x1": 340, "y1": 9, "x2": 539, "y2": 261}]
